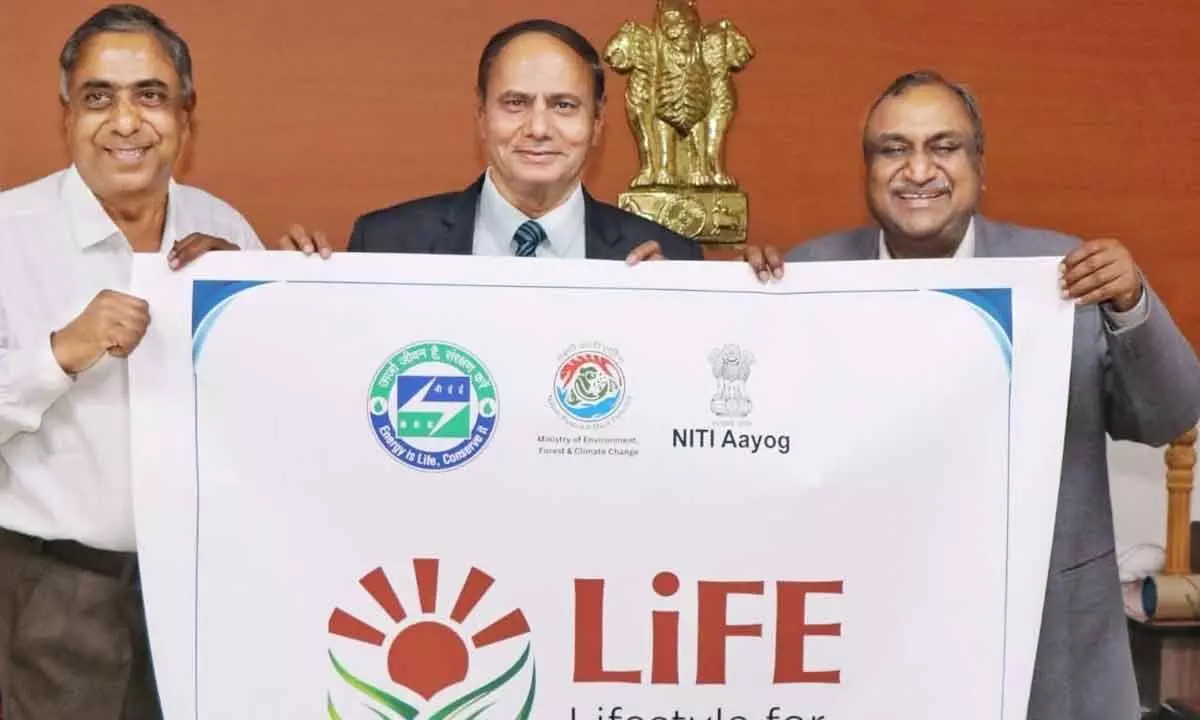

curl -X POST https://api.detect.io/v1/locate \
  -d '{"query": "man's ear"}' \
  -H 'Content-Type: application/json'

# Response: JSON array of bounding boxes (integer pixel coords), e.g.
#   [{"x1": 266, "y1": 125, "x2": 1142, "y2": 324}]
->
[
  {"x1": 592, "y1": 98, "x2": 606, "y2": 147},
  {"x1": 60, "y1": 77, "x2": 73, "y2": 137},
  {"x1": 182, "y1": 92, "x2": 197, "y2": 124},
  {"x1": 179, "y1": 92, "x2": 197, "y2": 144},
  {"x1": 475, "y1": 97, "x2": 488, "y2": 140}
]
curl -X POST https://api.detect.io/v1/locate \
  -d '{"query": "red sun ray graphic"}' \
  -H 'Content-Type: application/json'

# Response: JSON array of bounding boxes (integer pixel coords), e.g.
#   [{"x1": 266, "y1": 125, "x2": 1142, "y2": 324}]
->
[{"x1": 328, "y1": 558, "x2": 529, "y2": 701}]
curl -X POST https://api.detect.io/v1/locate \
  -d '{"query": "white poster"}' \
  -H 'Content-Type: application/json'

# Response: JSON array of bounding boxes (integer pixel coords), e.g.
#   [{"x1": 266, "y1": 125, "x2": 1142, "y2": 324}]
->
[{"x1": 129, "y1": 253, "x2": 1073, "y2": 720}]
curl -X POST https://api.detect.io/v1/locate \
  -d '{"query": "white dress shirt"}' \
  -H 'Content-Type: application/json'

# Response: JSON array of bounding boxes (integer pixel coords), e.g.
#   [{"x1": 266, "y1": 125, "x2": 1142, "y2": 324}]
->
[
  {"x1": 878, "y1": 217, "x2": 976, "y2": 260},
  {"x1": 472, "y1": 169, "x2": 587, "y2": 258},
  {"x1": 0, "y1": 166, "x2": 263, "y2": 552},
  {"x1": 878, "y1": 218, "x2": 1149, "y2": 330}
]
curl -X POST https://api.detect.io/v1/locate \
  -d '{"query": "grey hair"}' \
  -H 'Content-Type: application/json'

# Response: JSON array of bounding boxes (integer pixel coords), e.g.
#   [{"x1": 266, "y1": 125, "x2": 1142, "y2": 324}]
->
[
  {"x1": 58, "y1": 4, "x2": 194, "y2": 105},
  {"x1": 863, "y1": 70, "x2": 985, "y2": 159}
]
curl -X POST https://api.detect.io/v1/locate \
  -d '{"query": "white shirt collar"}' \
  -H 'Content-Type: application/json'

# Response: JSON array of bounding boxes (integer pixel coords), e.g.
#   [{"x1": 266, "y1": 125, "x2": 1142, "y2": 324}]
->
[
  {"x1": 879, "y1": 217, "x2": 975, "y2": 259},
  {"x1": 60, "y1": 164, "x2": 179, "y2": 252},
  {"x1": 478, "y1": 168, "x2": 585, "y2": 256}
]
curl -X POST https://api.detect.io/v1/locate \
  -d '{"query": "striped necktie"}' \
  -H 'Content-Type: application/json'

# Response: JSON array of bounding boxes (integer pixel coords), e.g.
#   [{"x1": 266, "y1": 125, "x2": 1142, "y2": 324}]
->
[{"x1": 513, "y1": 220, "x2": 547, "y2": 257}]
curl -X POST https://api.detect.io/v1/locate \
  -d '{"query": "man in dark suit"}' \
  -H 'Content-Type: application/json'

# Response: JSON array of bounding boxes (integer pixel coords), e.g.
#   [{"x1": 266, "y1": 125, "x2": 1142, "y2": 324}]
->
[
  {"x1": 280, "y1": 19, "x2": 701, "y2": 263},
  {"x1": 745, "y1": 71, "x2": 1200, "y2": 719}
]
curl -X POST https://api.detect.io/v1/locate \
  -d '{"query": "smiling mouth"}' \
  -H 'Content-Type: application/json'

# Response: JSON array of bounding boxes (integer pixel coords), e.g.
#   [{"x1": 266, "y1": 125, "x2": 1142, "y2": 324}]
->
[
  {"x1": 105, "y1": 147, "x2": 150, "y2": 162},
  {"x1": 516, "y1": 150, "x2": 560, "y2": 159},
  {"x1": 895, "y1": 189, "x2": 948, "y2": 201}
]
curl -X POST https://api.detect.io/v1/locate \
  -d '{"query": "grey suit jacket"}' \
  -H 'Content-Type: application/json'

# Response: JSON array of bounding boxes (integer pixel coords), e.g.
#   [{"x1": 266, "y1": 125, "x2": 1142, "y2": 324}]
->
[{"x1": 788, "y1": 216, "x2": 1200, "y2": 720}]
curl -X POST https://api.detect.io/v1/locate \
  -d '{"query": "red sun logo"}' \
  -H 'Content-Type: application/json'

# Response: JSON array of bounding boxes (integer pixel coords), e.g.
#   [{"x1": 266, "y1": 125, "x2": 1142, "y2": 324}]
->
[{"x1": 328, "y1": 558, "x2": 531, "y2": 702}]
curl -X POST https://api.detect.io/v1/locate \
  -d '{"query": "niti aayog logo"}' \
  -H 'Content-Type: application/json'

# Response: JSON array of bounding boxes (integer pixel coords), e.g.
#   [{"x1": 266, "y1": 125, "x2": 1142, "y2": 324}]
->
[
  {"x1": 708, "y1": 344, "x2": 754, "y2": 418},
  {"x1": 327, "y1": 559, "x2": 536, "y2": 719},
  {"x1": 671, "y1": 344, "x2": 791, "y2": 454},
  {"x1": 368, "y1": 342, "x2": 498, "y2": 471}
]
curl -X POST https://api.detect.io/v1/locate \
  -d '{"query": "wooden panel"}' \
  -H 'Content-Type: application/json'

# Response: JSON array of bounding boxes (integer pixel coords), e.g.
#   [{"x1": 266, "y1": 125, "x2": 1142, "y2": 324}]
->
[
  {"x1": 1193, "y1": 523, "x2": 1200, "y2": 574},
  {"x1": 1, "y1": 0, "x2": 1197, "y2": 345},
  {"x1": 1130, "y1": 620, "x2": 1200, "y2": 709}
]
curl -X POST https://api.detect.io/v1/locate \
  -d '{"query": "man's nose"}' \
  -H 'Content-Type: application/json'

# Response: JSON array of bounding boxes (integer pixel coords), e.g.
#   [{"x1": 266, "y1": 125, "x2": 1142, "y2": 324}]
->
[
  {"x1": 523, "y1": 103, "x2": 552, "y2": 139},
  {"x1": 904, "y1": 151, "x2": 937, "y2": 185},
  {"x1": 110, "y1": 95, "x2": 142, "y2": 136}
]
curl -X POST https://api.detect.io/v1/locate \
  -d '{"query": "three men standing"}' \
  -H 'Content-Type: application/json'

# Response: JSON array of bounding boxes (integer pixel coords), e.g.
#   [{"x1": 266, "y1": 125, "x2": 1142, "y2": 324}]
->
[{"x1": 1, "y1": 6, "x2": 1196, "y2": 720}]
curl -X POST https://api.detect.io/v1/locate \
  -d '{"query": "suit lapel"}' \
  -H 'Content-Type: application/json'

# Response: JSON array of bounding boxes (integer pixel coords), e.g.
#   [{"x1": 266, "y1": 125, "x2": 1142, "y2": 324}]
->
[
  {"x1": 583, "y1": 190, "x2": 632, "y2": 260},
  {"x1": 971, "y1": 215, "x2": 1010, "y2": 259},
  {"x1": 443, "y1": 179, "x2": 621, "y2": 259},
  {"x1": 849, "y1": 225, "x2": 881, "y2": 260},
  {"x1": 436, "y1": 174, "x2": 486, "y2": 255}
]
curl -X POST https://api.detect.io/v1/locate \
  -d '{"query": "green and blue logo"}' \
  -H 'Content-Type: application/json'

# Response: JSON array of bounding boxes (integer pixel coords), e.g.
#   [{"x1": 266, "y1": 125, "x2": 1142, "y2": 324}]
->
[{"x1": 368, "y1": 342, "x2": 498, "y2": 471}]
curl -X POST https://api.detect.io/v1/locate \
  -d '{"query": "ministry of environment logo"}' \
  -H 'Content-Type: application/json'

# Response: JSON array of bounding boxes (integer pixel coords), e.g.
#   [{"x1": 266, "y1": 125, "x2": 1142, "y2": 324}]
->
[
  {"x1": 709, "y1": 343, "x2": 754, "y2": 418},
  {"x1": 368, "y1": 342, "x2": 498, "y2": 471},
  {"x1": 551, "y1": 344, "x2": 628, "y2": 427},
  {"x1": 327, "y1": 559, "x2": 536, "y2": 719}
]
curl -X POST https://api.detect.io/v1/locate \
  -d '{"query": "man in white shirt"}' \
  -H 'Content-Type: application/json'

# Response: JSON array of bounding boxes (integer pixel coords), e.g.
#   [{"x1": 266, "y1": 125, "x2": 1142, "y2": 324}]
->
[{"x1": 0, "y1": 5, "x2": 262, "y2": 717}]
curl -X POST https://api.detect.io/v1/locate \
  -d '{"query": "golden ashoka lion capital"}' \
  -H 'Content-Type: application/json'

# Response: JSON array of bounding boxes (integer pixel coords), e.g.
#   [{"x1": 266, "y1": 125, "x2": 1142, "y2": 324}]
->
[{"x1": 604, "y1": 0, "x2": 754, "y2": 246}]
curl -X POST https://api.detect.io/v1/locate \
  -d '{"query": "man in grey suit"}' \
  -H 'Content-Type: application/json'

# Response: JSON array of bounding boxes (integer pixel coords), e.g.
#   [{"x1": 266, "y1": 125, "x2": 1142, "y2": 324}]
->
[{"x1": 747, "y1": 70, "x2": 1200, "y2": 719}]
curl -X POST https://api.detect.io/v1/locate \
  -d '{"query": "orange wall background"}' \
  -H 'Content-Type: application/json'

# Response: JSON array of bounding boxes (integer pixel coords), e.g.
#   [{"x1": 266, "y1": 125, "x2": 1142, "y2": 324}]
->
[{"x1": 2, "y1": 1, "x2": 1198, "y2": 345}]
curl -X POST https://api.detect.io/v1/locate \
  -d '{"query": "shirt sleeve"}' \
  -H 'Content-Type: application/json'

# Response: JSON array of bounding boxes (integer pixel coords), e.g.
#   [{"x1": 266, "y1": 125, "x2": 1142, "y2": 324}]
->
[
  {"x1": 229, "y1": 207, "x2": 265, "y2": 252},
  {"x1": 1101, "y1": 287, "x2": 1151, "y2": 334},
  {"x1": 0, "y1": 299, "x2": 74, "y2": 445}
]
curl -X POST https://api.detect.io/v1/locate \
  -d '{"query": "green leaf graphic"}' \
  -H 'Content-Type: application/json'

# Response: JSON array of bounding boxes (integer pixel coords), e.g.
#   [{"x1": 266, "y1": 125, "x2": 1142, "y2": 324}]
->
[
  {"x1": 462, "y1": 704, "x2": 494, "y2": 720},
  {"x1": 516, "y1": 666, "x2": 537, "y2": 720},
  {"x1": 329, "y1": 650, "x2": 419, "y2": 720},
  {"x1": 328, "y1": 685, "x2": 400, "y2": 720},
  {"x1": 428, "y1": 643, "x2": 533, "y2": 720},
  {"x1": 329, "y1": 643, "x2": 536, "y2": 719}
]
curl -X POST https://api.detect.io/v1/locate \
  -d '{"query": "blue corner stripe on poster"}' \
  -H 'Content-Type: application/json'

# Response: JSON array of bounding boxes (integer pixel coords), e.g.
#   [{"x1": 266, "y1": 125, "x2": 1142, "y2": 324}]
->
[
  {"x1": 935, "y1": 288, "x2": 1014, "y2": 372},
  {"x1": 936, "y1": 288, "x2": 1013, "y2": 342},
  {"x1": 191, "y1": 280, "x2": 271, "y2": 363}
]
